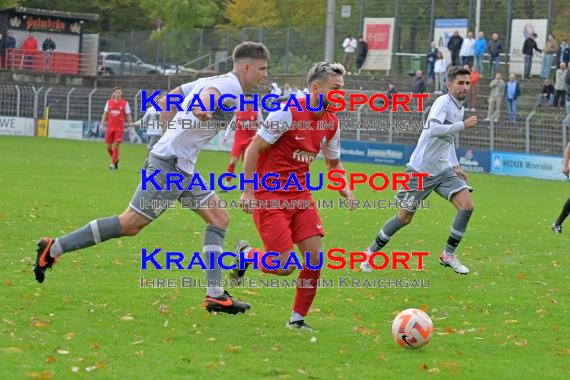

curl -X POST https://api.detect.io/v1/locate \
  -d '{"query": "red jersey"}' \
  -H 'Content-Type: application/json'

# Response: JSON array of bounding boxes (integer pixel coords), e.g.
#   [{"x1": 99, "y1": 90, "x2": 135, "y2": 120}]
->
[
  {"x1": 255, "y1": 97, "x2": 340, "y2": 200},
  {"x1": 235, "y1": 108, "x2": 259, "y2": 144},
  {"x1": 105, "y1": 99, "x2": 130, "y2": 130},
  {"x1": 22, "y1": 37, "x2": 38, "y2": 52}
]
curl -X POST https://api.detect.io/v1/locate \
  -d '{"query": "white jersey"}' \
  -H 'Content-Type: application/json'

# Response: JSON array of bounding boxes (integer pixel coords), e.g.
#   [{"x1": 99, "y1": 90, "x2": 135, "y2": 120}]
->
[
  {"x1": 151, "y1": 72, "x2": 243, "y2": 174},
  {"x1": 407, "y1": 94, "x2": 465, "y2": 176},
  {"x1": 139, "y1": 107, "x2": 162, "y2": 136}
]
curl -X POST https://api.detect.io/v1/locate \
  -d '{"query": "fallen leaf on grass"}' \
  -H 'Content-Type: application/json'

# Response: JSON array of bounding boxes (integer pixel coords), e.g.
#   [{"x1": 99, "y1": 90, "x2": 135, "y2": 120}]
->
[
  {"x1": 5, "y1": 279, "x2": 13, "y2": 286},
  {"x1": 428, "y1": 368, "x2": 441, "y2": 373},
  {"x1": 438, "y1": 361, "x2": 459, "y2": 374},
  {"x1": 297, "y1": 367, "x2": 308, "y2": 375},
  {"x1": 226, "y1": 345, "x2": 241, "y2": 353},
  {"x1": 505, "y1": 320, "x2": 518, "y2": 324},
  {"x1": 45, "y1": 355, "x2": 56, "y2": 363},
  {"x1": 121, "y1": 315, "x2": 134, "y2": 321},
  {"x1": 64, "y1": 332, "x2": 76, "y2": 340},
  {"x1": 56, "y1": 349, "x2": 69, "y2": 355},
  {"x1": 515, "y1": 341, "x2": 528, "y2": 347},
  {"x1": 516, "y1": 273, "x2": 527, "y2": 280},
  {"x1": 25, "y1": 371, "x2": 55, "y2": 379}
]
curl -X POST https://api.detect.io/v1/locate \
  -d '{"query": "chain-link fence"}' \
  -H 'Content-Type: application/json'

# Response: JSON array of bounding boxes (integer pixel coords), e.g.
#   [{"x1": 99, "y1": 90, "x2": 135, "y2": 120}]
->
[
  {"x1": 94, "y1": 0, "x2": 565, "y2": 75},
  {"x1": 1, "y1": 83, "x2": 568, "y2": 156}
]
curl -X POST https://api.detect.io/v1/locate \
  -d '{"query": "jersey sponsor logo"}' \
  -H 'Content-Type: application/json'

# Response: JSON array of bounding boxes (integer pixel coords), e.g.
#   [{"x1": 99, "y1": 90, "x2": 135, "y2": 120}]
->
[{"x1": 292, "y1": 149, "x2": 318, "y2": 163}]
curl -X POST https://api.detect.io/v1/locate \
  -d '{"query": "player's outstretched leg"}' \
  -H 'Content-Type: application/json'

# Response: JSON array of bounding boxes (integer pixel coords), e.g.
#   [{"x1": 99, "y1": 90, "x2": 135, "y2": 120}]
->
[
  {"x1": 552, "y1": 197, "x2": 570, "y2": 234},
  {"x1": 203, "y1": 291, "x2": 251, "y2": 314},
  {"x1": 361, "y1": 211, "x2": 412, "y2": 272},
  {"x1": 33, "y1": 208, "x2": 150, "y2": 283},
  {"x1": 195, "y1": 202, "x2": 252, "y2": 314},
  {"x1": 440, "y1": 190, "x2": 474, "y2": 275}
]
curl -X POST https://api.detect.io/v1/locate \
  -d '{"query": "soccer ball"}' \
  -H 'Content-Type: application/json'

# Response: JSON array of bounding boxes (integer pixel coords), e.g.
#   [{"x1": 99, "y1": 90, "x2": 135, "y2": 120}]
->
[{"x1": 391, "y1": 308, "x2": 433, "y2": 349}]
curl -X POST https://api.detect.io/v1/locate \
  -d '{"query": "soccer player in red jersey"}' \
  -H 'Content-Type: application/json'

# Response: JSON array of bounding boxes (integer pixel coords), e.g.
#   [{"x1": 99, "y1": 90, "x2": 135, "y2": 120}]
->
[
  {"x1": 100, "y1": 87, "x2": 134, "y2": 170},
  {"x1": 233, "y1": 62, "x2": 356, "y2": 331},
  {"x1": 221, "y1": 94, "x2": 264, "y2": 188}
]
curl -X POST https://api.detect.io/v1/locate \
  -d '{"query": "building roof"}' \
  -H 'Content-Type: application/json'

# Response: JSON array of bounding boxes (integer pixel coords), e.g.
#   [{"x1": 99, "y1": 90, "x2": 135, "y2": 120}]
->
[{"x1": 1, "y1": 7, "x2": 99, "y2": 21}]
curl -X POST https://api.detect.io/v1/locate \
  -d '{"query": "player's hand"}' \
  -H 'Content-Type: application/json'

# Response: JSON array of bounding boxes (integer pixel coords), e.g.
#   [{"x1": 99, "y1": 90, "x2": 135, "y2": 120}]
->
[
  {"x1": 193, "y1": 108, "x2": 213, "y2": 122},
  {"x1": 454, "y1": 167, "x2": 468, "y2": 182},
  {"x1": 239, "y1": 191, "x2": 256, "y2": 214},
  {"x1": 464, "y1": 116, "x2": 477, "y2": 128},
  {"x1": 563, "y1": 165, "x2": 569, "y2": 177},
  {"x1": 339, "y1": 188, "x2": 357, "y2": 210}
]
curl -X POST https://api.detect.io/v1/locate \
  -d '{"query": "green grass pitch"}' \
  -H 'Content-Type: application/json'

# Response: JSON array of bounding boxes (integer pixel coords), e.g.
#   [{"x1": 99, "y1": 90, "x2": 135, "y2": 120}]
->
[{"x1": 0, "y1": 136, "x2": 568, "y2": 379}]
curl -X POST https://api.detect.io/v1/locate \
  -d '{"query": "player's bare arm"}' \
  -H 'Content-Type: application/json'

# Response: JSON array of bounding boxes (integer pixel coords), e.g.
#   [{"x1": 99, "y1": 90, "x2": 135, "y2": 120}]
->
[
  {"x1": 240, "y1": 134, "x2": 272, "y2": 214},
  {"x1": 158, "y1": 87, "x2": 182, "y2": 123},
  {"x1": 100, "y1": 111, "x2": 107, "y2": 129},
  {"x1": 194, "y1": 87, "x2": 221, "y2": 121}
]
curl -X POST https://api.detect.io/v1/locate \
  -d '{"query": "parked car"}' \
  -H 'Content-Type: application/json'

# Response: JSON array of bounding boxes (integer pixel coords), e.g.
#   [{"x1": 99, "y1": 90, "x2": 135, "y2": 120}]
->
[{"x1": 97, "y1": 52, "x2": 164, "y2": 75}]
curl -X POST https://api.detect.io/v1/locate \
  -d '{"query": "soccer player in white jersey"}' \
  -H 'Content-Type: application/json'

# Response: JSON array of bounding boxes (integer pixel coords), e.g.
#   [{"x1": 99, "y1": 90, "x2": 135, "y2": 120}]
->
[
  {"x1": 33, "y1": 42, "x2": 270, "y2": 314},
  {"x1": 361, "y1": 66, "x2": 478, "y2": 275}
]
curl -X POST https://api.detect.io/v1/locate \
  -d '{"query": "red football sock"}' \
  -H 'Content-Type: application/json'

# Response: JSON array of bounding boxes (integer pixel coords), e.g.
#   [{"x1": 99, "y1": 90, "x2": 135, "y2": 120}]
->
[
  {"x1": 226, "y1": 162, "x2": 236, "y2": 175},
  {"x1": 248, "y1": 248, "x2": 279, "y2": 274},
  {"x1": 292, "y1": 267, "x2": 321, "y2": 316},
  {"x1": 112, "y1": 146, "x2": 120, "y2": 165}
]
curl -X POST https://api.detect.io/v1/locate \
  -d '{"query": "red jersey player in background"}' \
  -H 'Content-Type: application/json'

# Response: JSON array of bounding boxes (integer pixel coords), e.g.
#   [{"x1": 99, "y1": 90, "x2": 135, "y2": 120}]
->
[
  {"x1": 233, "y1": 62, "x2": 356, "y2": 332},
  {"x1": 221, "y1": 94, "x2": 264, "y2": 188},
  {"x1": 100, "y1": 86, "x2": 134, "y2": 170}
]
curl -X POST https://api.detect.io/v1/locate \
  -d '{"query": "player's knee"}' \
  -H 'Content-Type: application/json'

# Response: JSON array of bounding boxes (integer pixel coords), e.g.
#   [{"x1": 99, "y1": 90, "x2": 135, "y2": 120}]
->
[
  {"x1": 211, "y1": 211, "x2": 230, "y2": 229},
  {"x1": 307, "y1": 251, "x2": 321, "y2": 267},
  {"x1": 398, "y1": 211, "x2": 414, "y2": 225}
]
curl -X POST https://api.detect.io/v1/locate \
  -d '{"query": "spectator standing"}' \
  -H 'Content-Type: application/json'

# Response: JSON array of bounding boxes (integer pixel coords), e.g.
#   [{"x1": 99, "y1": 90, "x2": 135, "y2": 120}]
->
[
  {"x1": 21, "y1": 32, "x2": 38, "y2": 71},
  {"x1": 355, "y1": 35, "x2": 368, "y2": 74},
  {"x1": 447, "y1": 30, "x2": 463, "y2": 66},
  {"x1": 0, "y1": 32, "x2": 4, "y2": 68},
  {"x1": 485, "y1": 73, "x2": 505, "y2": 122},
  {"x1": 342, "y1": 35, "x2": 358, "y2": 74},
  {"x1": 558, "y1": 41, "x2": 569, "y2": 66},
  {"x1": 553, "y1": 63, "x2": 568, "y2": 108},
  {"x1": 487, "y1": 33, "x2": 503, "y2": 79},
  {"x1": 541, "y1": 33, "x2": 558, "y2": 79},
  {"x1": 426, "y1": 41, "x2": 438, "y2": 84},
  {"x1": 434, "y1": 51, "x2": 448, "y2": 94},
  {"x1": 474, "y1": 31, "x2": 487, "y2": 74},
  {"x1": 522, "y1": 33, "x2": 542, "y2": 79},
  {"x1": 42, "y1": 34, "x2": 56, "y2": 72},
  {"x1": 506, "y1": 73, "x2": 522, "y2": 121},
  {"x1": 460, "y1": 32, "x2": 475, "y2": 66}
]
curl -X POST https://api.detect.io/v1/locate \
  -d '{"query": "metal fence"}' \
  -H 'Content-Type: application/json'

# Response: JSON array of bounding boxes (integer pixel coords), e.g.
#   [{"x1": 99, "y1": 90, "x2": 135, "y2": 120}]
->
[
  {"x1": 1, "y1": 83, "x2": 568, "y2": 156},
  {"x1": 95, "y1": 0, "x2": 565, "y2": 75}
]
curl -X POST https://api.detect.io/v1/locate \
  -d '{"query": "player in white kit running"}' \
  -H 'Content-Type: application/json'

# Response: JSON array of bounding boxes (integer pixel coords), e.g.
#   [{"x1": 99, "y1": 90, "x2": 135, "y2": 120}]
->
[
  {"x1": 361, "y1": 66, "x2": 478, "y2": 275},
  {"x1": 33, "y1": 42, "x2": 270, "y2": 314}
]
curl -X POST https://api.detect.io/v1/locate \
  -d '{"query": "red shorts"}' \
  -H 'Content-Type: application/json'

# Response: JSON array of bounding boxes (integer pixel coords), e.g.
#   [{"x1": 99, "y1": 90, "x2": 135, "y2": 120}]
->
[
  {"x1": 231, "y1": 139, "x2": 252, "y2": 159},
  {"x1": 252, "y1": 199, "x2": 324, "y2": 253},
  {"x1": 105, "y1": 129, "x2": 124, "y2": 144}
]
